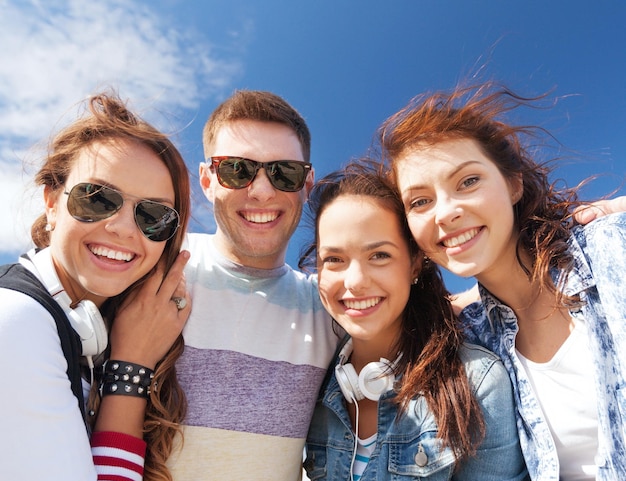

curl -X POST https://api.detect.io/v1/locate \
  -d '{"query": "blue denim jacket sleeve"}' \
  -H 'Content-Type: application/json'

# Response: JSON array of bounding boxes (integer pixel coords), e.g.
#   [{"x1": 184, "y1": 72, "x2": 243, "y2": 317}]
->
[
  {"x1": 453, "y1": 343, "x2": 528, "y2": 481},
  {"x1": 567, "y1": 212, "x2": 626, "y2": 477}
]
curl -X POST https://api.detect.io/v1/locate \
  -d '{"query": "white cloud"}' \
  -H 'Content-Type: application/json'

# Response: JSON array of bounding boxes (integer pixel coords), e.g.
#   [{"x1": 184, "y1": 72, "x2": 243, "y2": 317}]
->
[
  {"x1": 0, "y1": 158, "x2": 41, "y2": 254},
  {"x1": 0, "y1": 0, "x2": 241, "y2": 257}
]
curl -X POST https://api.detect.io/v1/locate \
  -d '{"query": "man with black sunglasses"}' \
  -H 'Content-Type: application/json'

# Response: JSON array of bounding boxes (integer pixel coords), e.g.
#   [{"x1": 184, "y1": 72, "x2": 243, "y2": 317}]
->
[{"x1": 166, "y1": 90, "x2": 339, "y2": 480}]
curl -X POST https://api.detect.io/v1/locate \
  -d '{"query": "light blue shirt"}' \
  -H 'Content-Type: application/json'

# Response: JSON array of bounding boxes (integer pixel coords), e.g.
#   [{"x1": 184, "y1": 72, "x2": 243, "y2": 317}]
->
[
  {"x1": 460, "y1": 212, "x2": 626, "y2": 481},
  {"x1": 304, "y1": 343, "x2": 528, "y2": 480}
]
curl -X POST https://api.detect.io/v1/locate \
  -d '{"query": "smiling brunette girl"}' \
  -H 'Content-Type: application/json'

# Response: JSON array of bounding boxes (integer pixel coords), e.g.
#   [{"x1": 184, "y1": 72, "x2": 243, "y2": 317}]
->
[
  {"x1": 380, "y1": 82, "x2": 626, "y2": 480},
  {"x1": 300, "y1": 162, "x2": 526, "y2": 481}
]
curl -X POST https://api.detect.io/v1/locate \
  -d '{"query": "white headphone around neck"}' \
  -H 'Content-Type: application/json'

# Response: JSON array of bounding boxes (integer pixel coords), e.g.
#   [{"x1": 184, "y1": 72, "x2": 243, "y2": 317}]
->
[
  {"x1": 335, "y1": 338, "x2": 398, "y2": 403},
  {"x1": 21, "y1": 248, "x2": 108, "y2": 360}
]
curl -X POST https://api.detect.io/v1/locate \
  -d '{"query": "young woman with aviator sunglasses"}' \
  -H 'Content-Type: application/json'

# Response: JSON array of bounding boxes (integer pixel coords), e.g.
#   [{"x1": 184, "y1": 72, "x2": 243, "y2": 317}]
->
[{"x1": 0, "y1": 92, "x2": 191, "y2": 481}]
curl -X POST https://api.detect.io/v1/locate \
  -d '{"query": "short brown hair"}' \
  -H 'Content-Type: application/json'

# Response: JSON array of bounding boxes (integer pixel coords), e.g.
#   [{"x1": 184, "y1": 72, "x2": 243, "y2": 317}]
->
[{"x1": 202, "y1": 90, "x2": 311, "y2": 162}]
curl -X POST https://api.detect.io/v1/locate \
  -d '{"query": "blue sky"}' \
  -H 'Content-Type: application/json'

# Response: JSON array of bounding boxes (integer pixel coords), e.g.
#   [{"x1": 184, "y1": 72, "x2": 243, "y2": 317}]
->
[{"x1": 1, "y1": 0, "x2": 624, "y2": 293}]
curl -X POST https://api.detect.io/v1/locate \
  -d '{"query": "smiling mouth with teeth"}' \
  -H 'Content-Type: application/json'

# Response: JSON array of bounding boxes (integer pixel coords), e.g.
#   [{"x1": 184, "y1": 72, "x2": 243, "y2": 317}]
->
[
  {"x1": 90, "y1": 245, "x2": 134, "y2": 262},
  {"x1": 342, "y1": 297, "x2": 382, "y2": 310},
  {"x1": 242, "y1": 211, "x2": 279, "y2": 224},
  {"x1": 441, "y1": 227, "x2": 481, "y2": 248}
]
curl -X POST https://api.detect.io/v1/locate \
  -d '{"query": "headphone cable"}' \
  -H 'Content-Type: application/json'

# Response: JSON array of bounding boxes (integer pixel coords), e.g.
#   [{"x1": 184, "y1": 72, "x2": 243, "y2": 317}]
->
[{"x1": 349, "y1": 395, "x2": 359, "y2": 481}]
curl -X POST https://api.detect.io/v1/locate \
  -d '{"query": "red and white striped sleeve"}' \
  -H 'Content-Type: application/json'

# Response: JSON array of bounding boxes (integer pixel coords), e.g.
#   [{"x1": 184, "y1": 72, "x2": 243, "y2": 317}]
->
[{"x1": 91, "y1": 431, "x2": 146, "y2": 481}]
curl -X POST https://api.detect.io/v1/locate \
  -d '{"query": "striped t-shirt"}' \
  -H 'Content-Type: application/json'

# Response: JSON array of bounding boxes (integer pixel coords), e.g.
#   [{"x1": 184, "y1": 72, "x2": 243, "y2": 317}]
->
[
  {"x1": 353, "y1": 433, "x2": 377, "y2": 480},
  {"x1": 167, "y1": 234, "x2": 339, "y2": 480}
]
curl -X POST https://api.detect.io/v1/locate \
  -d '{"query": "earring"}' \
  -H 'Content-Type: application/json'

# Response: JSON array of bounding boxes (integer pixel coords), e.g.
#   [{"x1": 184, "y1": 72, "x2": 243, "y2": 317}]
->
[
  {"x1": 412, "y1": 277, "x2": 419, "y2": 285},
  {"x1": 45, "y1": 223, "x2": 54, "y2": 232}
]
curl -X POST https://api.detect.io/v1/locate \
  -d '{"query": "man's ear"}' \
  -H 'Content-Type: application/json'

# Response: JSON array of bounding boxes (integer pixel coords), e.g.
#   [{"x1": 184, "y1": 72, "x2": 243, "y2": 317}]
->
[
  {"x1": 199, "y1": 162, "x2": 215, "y2": 202},
  {"x1": 303, "y1": 167, "x2": 315, "y2": 200}
]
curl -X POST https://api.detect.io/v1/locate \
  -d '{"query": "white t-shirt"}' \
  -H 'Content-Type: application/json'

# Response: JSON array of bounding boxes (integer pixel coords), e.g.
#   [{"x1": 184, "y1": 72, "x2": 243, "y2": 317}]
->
[
  {"x1": 0, "y1": 289, "x2": 97, "y2": 480},
  {"x1": 517, "y1": 318, "x2": 598, "y2": 480}
]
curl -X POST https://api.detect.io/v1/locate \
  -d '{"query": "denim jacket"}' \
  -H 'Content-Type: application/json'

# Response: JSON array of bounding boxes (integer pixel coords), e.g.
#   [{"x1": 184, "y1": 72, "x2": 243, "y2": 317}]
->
[
  {"x1": 304, "y1": 343, "x2": 528, "y2": 481},
  {"x1": 460, "y1": 212, "x2": 626, "y2": 481}
]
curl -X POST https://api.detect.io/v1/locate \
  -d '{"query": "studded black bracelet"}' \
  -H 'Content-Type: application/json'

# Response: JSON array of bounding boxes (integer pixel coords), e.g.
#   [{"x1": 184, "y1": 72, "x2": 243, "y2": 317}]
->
[{"x1": 99, "y1": 360, "x2": 155, "y2": 400}]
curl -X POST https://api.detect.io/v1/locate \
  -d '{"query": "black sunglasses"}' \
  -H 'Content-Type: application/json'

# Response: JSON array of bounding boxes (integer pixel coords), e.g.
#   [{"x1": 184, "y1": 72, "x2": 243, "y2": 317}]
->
[
  {"x1": 210, "y1": 156, "x2": 311, "y2": 192},
  {"x1": 64, "y1": 183, "x2": 180, "y2": 242}
]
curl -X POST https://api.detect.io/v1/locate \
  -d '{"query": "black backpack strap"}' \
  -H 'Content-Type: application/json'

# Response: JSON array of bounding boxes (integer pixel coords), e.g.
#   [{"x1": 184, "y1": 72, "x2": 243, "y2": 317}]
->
[{"x1": 0, "y1": 263, "x2": 87, "y2": 427}]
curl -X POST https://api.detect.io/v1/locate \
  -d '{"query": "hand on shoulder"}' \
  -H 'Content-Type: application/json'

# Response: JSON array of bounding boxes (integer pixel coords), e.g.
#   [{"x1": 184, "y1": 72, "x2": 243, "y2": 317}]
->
[
  {"x1": 573, "y1": 196, "x2": 626, "y2": 224},
  {"x1": 450, "y1": 284, "x2": 480, "y2": 316}
]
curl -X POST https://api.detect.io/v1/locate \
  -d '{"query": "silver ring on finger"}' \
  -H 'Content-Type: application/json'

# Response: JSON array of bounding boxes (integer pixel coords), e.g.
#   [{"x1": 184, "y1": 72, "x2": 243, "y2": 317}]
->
[{"x1": 171, "y1": 296, "x2": 187, "y2": 311}]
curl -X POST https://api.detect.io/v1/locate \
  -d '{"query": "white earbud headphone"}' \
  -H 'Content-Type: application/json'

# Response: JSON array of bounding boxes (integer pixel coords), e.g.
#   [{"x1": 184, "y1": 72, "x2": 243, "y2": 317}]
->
[
  {"x1": 335, "y1": 338, "x2": 398, "y2": 402},
  {"x1": 21, "y1": 248, "x2": 108, "y2": 362}
]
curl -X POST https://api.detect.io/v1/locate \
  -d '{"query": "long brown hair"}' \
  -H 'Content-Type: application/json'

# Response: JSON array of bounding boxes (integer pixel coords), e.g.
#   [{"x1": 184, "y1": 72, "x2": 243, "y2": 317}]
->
[
  {"x1": 380, "y1": 82, "x2": 582, "y2": 306},
  {"x1": 299, "y1": 160, "x2": 485, "y2": 462},
  {"x1": 32, "y1": 91, "x2": 190, "y2": 481}
]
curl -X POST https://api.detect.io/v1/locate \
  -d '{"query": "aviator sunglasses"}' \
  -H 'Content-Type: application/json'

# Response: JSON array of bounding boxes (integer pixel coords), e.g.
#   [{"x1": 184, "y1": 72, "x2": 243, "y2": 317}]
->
[
  {"x1": 64, "y1": 182, "x2": 180, "y2": 242},
  {"x1": 210, "y1": 156, "x2": 311, "y2": 192}
]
